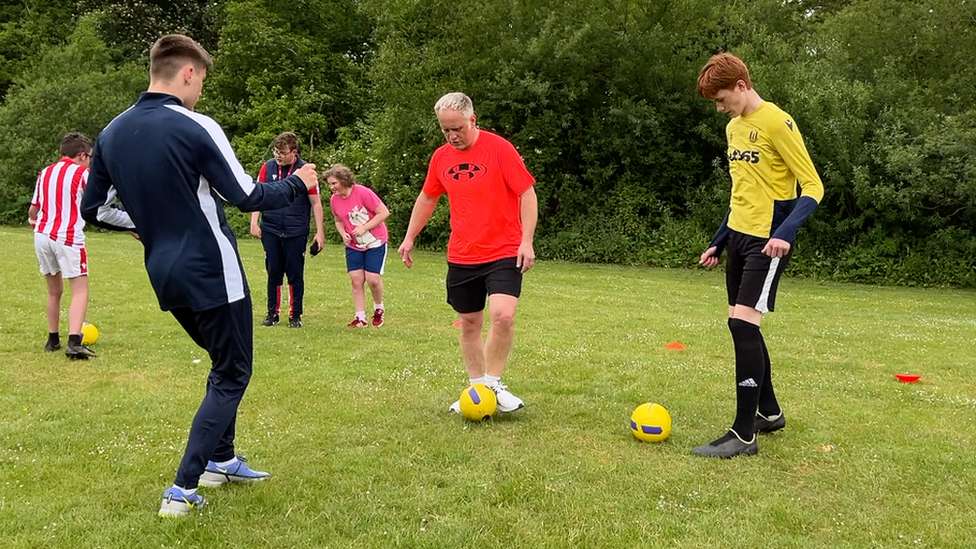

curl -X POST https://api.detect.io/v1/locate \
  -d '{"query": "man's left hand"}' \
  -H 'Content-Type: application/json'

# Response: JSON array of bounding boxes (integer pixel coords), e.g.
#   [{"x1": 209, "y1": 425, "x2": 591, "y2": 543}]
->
[
  {"x1": 762, "y1": 238, "x2": 791, "y2": 258},
  {"x1": 517, "y1": 242, "x2": 535, "y2": 273}
]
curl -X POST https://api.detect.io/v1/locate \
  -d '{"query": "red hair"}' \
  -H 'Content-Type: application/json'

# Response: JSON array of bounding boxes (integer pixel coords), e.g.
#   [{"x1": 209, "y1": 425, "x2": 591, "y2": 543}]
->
[{"x1": 697, "y1": 53, "x2": 752, "y2": 99}]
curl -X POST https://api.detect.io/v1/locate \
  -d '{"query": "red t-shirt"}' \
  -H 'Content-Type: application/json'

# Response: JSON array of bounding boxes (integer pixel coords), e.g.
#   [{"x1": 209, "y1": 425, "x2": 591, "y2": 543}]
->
[{"x1": 422, "y1": 130, "x2": 535, "y2": 264}]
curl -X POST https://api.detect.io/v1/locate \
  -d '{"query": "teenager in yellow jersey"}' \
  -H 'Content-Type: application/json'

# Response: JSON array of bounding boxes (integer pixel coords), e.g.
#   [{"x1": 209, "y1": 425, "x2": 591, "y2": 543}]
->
[{"x1": 694, "y1": 53, "x2": 824, "y2": 458}]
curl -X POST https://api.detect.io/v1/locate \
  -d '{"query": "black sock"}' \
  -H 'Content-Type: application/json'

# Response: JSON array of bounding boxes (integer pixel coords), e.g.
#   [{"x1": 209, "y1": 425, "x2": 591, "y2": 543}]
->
[
  {"x1": 728, "y1": 318, "x2": 764, "y2": 440},
  {"x1": 47, "y1": 332, "x2": 59, "y2": 345},
  {"x1": 68, "y1": 334, "x2": 82, "y2": 346},
  {"x1": 757, "y1": 333, "x2": 781, "y2": 418}
]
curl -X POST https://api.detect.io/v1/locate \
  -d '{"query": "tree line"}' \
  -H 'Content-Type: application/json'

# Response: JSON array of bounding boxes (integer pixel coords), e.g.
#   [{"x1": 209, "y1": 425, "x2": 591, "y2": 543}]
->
[{"x1": 1, "y1": 0, "x2": 973, "y2": 286}]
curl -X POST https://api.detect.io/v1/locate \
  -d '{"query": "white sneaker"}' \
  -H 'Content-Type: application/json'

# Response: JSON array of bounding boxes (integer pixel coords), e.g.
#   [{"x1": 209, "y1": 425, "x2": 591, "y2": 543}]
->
[
  {"x1": 490, "y1": 383, "x2": 524, "y2": 412},
  {"x1": 449, "y1": 400, "x2": 460, "y2": 413}
]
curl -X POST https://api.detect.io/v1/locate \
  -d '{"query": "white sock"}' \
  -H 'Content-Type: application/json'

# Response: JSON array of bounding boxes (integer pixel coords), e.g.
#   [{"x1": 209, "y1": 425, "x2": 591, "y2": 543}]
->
[
  {"x1": 355, "y1": 311, "x2": 366, "y2": 321},
  {"x1": 484, "y1": 374, "x2": 501, "y2": 388},
  {"x1": 469, "y1": 376, "x2": 485, "y2": 385},
  {"x1": 374, "y1": 303, "x2": 384, "y2": 311},
  {"x1": 173, "y1": 485, "x2": 196, "y2": 497},
  {"x1": 215, "y1": 457, "x2": 238, "y2": 468}
]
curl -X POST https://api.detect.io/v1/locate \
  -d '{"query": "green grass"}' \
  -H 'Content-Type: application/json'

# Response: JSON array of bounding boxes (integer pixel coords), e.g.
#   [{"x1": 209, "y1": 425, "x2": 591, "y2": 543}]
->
[{"x1": 1, "y1": 226, "x2": 974, "y2": 548}]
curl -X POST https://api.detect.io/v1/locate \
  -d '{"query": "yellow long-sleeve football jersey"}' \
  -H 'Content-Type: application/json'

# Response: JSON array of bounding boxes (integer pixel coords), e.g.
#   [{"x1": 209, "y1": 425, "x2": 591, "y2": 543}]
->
[{"x1": 725, "y1": 101, "x2": 824, "y2": 239}]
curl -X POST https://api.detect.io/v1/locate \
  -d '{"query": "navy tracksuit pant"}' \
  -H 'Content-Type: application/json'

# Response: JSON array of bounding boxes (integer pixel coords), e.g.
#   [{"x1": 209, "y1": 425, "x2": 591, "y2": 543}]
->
[
  {"x1": 170, "y1": 296, "x2": 253, "y2": 490},
  {"x1": 262, "y1": 232, "x2": 306, "y2": 318}
]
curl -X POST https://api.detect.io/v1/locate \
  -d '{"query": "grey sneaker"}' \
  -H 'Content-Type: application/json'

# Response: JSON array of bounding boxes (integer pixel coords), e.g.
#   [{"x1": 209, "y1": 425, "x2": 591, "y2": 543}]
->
[
  {"x1": 693, "y1": 430, "x2": 758, "y2": 458},
  {"x1": 199, "y1": 456, "x2": 271, "y2": 486},
  {"x1": 158, "y1": 487, "x2": 206, "y2": 517},
  {"x1": 754, "y1": 412, "x2": 786, "y2": 434}
]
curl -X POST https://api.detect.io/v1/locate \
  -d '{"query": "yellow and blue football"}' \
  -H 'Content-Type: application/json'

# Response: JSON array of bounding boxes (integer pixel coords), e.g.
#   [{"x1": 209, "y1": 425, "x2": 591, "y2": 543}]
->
[{"x1": 630, "y1": 402, "x2": 671, "y2": 442}]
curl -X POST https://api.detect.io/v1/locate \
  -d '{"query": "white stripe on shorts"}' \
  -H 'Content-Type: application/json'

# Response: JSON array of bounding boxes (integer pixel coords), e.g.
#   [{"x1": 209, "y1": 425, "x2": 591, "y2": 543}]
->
[
  {"x1": 754, "y1": 257, "x2": 780, "y2": 313},
  {"x1": 377, "y1": 243, "x2": 387, "y2": 276}
]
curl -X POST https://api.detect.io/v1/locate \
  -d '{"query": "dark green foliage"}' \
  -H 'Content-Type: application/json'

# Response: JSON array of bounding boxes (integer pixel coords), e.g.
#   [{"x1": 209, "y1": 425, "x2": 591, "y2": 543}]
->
[
  {"x1": 77, "y1": 0, "x2": 220, "y2": 61},
  {"x1": 0, "y1": 18, "x2": 144, "y2": 223},
  {"x1": 206, "y1": 0, "x2": 372, "y2": 173},
  {"x1": 0, "y1": 0, "x2": 78, "y2": 98}
]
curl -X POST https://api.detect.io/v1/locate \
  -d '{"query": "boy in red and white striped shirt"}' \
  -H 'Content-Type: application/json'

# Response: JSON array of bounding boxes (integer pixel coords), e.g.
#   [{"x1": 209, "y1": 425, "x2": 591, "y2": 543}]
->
[{"x1": 29, "y1": 133, "x2": 97, "y2": 359}]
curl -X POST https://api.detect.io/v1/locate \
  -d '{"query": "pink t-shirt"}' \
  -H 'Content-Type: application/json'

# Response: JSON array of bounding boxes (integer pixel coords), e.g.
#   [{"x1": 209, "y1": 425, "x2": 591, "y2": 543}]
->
[{"x1": 330, "y1": 184, "x2": 388, "y2": 250}]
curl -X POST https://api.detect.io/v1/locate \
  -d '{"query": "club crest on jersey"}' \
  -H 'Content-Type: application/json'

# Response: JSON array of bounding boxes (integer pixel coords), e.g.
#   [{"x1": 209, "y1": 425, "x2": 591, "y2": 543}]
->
[
  {"x1": 749, "y1": 130, "x2": 758, "y2": 142},
  {"x1": 444, "y1": 163, "x2": 487, "y2": 181},
  {"x1": 785, "y1": 119, "x2": 794, "y2": 131}
]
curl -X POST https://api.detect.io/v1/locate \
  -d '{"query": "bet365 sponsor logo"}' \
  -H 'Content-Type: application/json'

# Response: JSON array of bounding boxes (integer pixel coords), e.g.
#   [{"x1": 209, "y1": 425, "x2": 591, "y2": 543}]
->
[{"x1": 728, "y1": 148, "x2": 760, "y2": 164}]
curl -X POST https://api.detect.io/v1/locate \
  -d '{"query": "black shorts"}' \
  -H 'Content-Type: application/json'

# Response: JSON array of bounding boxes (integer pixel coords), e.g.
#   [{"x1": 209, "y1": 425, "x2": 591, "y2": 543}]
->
[
  {"x1": 726, "y1": 230, "x2": 791, "y2": 313},
  {"x1": 446, "y1": 257, "x2": 522, "y2": 314}
]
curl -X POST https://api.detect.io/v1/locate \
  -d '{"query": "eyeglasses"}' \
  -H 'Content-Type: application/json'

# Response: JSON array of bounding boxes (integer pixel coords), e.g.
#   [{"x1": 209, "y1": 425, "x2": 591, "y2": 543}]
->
[{"x1": 273, "y1": 149, "x2": 295, "y2": 157}]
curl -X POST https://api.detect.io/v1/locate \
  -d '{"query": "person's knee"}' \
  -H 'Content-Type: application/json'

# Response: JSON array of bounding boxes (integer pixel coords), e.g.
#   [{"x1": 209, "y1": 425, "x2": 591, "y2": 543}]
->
[
  {"x1": 459, "y1": 312, "x2": 483, "y2": 332},
  {"x1": 214, "y1": 369, "x2": 252, "y2": 394},
  {"x1": 490, "y1": 308, "x2": 516, "y2": 330},
  {"x1": 728, "y1": 317, "x2": 761, "y2": 345},
  {"x1": 365, "y1": 272, "x2": 382, "y2": 286}
]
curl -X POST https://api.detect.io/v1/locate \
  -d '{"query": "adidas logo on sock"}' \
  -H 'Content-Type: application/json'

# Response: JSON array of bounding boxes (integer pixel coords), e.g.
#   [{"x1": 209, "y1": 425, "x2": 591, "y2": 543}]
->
[{"x1": 738, "y1": 378, "x2": 758, "y2": 387}]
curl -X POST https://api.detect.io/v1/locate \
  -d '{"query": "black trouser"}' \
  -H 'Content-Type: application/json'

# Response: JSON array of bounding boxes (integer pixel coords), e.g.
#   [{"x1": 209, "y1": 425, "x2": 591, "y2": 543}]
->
[
  {"x1": 170, "y1": 297, "x2": 253, "y2": 490},
  {"x1": 262, "y1": 232, "x2": 307, "y2": 318}
]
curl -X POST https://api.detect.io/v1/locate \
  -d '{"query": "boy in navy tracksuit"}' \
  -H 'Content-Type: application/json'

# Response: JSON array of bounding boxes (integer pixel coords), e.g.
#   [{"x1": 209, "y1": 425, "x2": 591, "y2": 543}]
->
[
  {"x1": 250, "y1": 131, "x2": 325, "y2": 328},
  {"x1": 81, "y1": 34, "x2": 319, "y2": 516}
]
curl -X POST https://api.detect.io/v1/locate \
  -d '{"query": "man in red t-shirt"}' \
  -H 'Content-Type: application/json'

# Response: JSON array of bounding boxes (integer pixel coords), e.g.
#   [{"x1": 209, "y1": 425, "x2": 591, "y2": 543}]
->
[{"x1": 398, "y1": 92, "x2": 538, "y2": 414}]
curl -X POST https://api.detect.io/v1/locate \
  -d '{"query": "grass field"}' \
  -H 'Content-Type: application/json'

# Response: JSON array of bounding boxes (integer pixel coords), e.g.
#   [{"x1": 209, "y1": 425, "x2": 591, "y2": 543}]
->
[{"x1": 1, "y1": 227, "x2": 974, "y2": 548}]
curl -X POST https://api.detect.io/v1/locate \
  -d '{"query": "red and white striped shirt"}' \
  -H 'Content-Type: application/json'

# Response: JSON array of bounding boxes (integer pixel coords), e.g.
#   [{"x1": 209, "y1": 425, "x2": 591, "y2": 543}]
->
[{"x1": 31, "y1": 158, "x2": 89, "y2": 247}]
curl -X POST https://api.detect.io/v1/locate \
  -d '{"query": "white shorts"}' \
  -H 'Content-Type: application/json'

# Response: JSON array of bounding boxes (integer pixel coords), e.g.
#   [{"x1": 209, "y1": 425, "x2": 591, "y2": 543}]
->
[{"x1": 34, "y1": 233, "x2": 88, "y2": 278}]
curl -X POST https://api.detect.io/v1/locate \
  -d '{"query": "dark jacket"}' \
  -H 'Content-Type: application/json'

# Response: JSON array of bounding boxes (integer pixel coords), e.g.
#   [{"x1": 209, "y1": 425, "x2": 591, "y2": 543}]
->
[
  {"x1": 256, "y1": 157, "x2": 312, "y2": 237},
  {"x1": 82, "y1": 92, "x2": 307, "y2": 311}
]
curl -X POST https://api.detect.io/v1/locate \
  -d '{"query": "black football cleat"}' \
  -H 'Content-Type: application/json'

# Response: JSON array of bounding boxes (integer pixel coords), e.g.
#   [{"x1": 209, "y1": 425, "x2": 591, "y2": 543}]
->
[
  {"x1": 754, "y1": 412, "x2": 786, "y2": 434},
  {"x1": 65, "y1": 342, "x2": 97, "y2": 360},
  {"x1": 693, "y1": 430, "x2": 758, "y2": 458}
]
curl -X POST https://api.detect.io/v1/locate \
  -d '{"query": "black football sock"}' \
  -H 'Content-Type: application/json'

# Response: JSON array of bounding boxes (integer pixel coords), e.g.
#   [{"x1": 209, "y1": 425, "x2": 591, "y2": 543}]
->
[
  {"x1": 757, "y1": 332, "x2": 781, "y2": 418},
  {"x1": 47, "y1": 332, "x2": 60, "y2": 345},
  {"x1": 728, "y1": 318, "x2": 764, "y2": 440},
  {"x1": 68, "y1": 334, "x2": 82, "y2": 346}
]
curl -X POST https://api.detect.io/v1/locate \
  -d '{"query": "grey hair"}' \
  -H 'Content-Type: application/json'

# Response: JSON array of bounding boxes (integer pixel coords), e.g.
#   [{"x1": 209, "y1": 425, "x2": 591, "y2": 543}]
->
[{"x1": 434, "y1": 92, "x2": 474, "y2": 117}]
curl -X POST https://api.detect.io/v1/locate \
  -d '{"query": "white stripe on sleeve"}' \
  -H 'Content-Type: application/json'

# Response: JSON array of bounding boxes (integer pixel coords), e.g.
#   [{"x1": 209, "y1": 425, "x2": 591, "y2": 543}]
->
[{"x1": 95, "y1": 185, "x2": 136, "y2": 230}]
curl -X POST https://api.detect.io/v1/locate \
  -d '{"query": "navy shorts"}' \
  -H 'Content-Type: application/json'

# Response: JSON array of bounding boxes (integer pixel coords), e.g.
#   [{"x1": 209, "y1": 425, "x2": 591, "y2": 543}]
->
[
  {"x1": 446, "y1": 257, "x2": 522, "y2": 314},
  {"x1": 345, "y1": 243, "x2": 387, "y2": 274},
  {"x1": 726, "y1": 230, "x2": 791, "y2": 313}
]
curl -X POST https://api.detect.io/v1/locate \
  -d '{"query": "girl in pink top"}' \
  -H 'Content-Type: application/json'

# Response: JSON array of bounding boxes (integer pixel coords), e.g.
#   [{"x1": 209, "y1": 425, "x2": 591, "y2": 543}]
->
[{"x1": 325, "y1": 164, "x2": 391, "y2": 328}]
